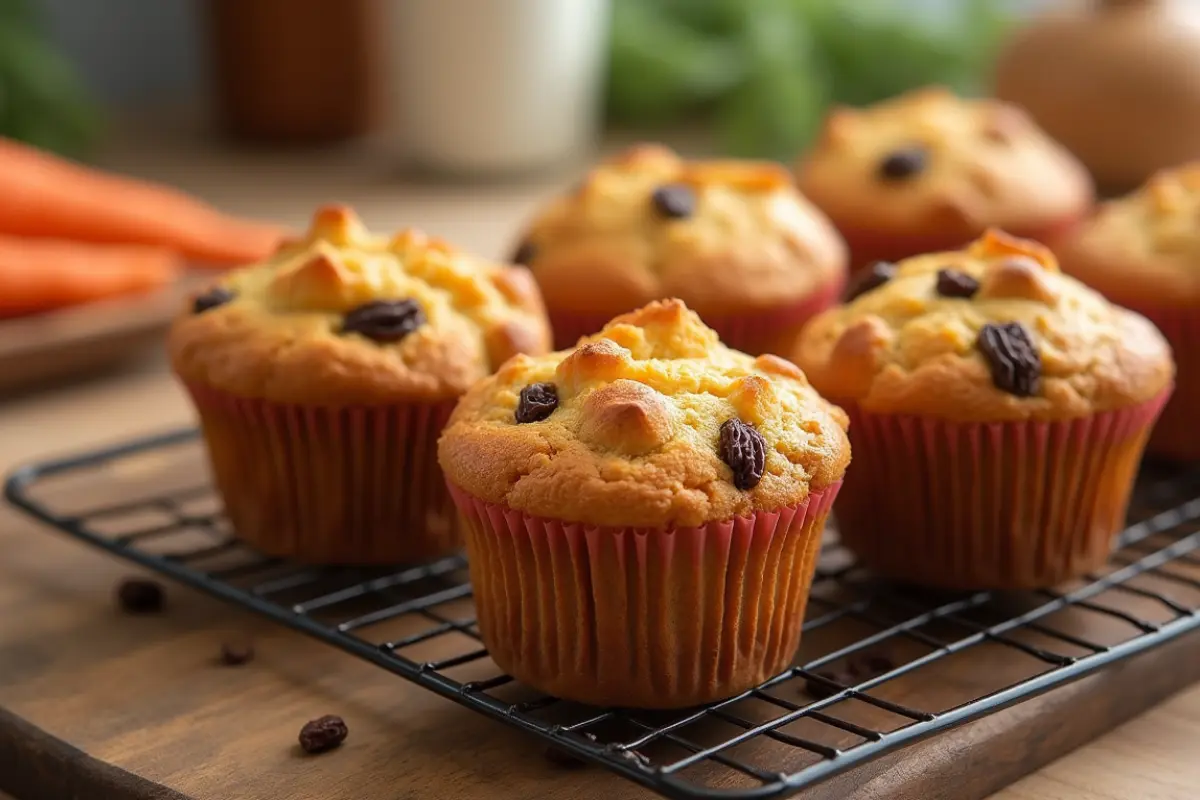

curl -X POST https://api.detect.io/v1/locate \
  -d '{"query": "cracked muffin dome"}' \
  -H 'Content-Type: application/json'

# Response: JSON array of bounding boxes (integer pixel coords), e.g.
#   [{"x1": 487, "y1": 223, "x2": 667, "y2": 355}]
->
[
  {"x1": 796, "y1": 87, "x2": 1092, "y2": 267},
  {"x1": 437, "y1": 299, "x2": 851, "y2": 528},
  {"x1": 1055, "y1": 163, "x2": 1200, "y2": 307},
  {"x1": 169, "y1": 205, "x2": 552, "y2": 405},
  {"x1": 510, "y1": 143, "x2": 848, "y2": 351},
  {"x1": 793, "y1": 230, "x2": 1173, "y2": 422}
]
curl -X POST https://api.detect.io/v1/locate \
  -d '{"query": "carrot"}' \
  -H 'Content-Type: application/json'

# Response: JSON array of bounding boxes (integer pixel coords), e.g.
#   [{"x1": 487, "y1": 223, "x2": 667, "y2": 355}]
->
[
  {"x1": 0, "y1": 137, "x2": 284, "y2": 266},
  {"x1": 0, "y1": 235, "x2": 180, "y2": 317}
]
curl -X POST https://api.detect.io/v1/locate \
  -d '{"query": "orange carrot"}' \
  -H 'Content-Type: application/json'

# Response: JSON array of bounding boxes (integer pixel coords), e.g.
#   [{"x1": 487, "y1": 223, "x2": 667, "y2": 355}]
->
[
  {"x1": 0, "y1": 235, "x2": 180, "y2": 317},
  {"x1": 0, "y1": 137, "x2": 284, "y2": 266}
]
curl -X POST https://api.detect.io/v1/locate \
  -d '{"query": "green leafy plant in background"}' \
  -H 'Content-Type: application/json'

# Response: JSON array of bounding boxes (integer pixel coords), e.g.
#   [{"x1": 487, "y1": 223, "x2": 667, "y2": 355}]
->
[
  {"x1": 606, "y1": 0, "x2": 1013, "y2": 160},
  {"x1": 0, "y1": 0, "x2": 99, "y2": 158}
]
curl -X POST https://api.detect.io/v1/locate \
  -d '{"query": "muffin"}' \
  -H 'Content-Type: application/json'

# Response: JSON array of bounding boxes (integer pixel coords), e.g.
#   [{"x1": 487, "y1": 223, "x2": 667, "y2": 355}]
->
[
  {"x1": 1054, "y1": 164, "x2": 1200, "y2": 461},
  {"x1": 438, "y1": 299, "x2": 850, "y2": 708},
  {"x1": 510, "y1": 143, "x2": 848, "y2": 355},
  {"x1": 796, "y1": 86, "x2": 1093, "y2": 271},
  {"x1": 793, "y1": 230, "x2": 1173, "y2": 590},
  {"x1": 169, "y1": 205, "x2": 552, "y2": 564}
]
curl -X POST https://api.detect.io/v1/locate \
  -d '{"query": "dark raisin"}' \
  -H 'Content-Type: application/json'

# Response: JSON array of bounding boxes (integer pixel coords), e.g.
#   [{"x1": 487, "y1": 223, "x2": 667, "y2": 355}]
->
[
  {"x1": 878, "y1": 146, "x2": 927, "y2": 181},
  {"x1": 650, "y1": 183, "x2": 695, "y2": 219},
  {"x1": 511, "y1": 240, "x2": 537, "y2": 266},
  {"x1": 848, "y1": 652, "x2": 894, "y2": 678},
  {"x1": 515, "y1": 382, "x2": 559, "y2": 423},
  {"x1": 219, "y1": 640, "x2": 255, "y2": 667},
  {"x1": 341, "y1": 299, "x2": 425, "y2": 343},
  {"x1": 116, "y1": 578, "x2": 164, "y2": 614},
  {"x1": 298, "y1": 715, "x2": 348, "y2": 754},
  {"x1": 193, "y1": 286, "x2": 234, "y2": 314},
  {"x1": 804, "y1": 653, "x2": 892, "y2": 699},
  {"x1": 719, "y1": 418, "x2": 767, "y2": 491},
  {"x1": 935, "y1": 268, "x2": 980, "y2": 299},
  {"x1": 543, "y1": 733, "x2": 597, "y2": 769},
  {"x1": 803, "y1": 669, "x2": 847, "y2": 700},
  {"x1": 844, "y1": 261, "x2": 897, "y2": 302},
  {"x1": 977, "y1": 322, "x2": 1041, "y2": 397}
]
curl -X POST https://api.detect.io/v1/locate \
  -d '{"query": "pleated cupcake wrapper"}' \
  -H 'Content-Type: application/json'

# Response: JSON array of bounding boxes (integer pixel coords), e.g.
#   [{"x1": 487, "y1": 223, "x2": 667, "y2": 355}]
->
[
  {"x1": 186, "y1": 382, "x2": 460, "y2": 565},
  {"x1": 447, "y1": 482, "x2": 841, "y2": 709},
  {"x1": 835, "y1": 391, "x2": 1169, "y2": 591},
  {"x1": 1119, "y1": 304, "x2": 1200, "y2": 461},
  {"x1": 548, "y1": 277, "x2": 846, "y2": 354},
  {"x1": 842, "y1": 214, "x2": 1084, "y2": 274}
]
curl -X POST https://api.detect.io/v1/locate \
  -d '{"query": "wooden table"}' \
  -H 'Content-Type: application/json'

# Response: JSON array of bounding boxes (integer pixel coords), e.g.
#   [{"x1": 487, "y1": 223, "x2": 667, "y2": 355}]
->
[{"x1": 0, "y1": 120, "x2": 1196, "y2": 799}]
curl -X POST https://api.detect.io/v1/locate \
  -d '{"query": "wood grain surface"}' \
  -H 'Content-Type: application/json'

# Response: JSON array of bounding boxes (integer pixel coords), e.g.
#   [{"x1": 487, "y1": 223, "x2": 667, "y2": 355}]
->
[
  {"x1": 0, "y1": 120, "x2": 1197, "y2": 800},
  {"x1": 0, "y1": 369, "x2": 1197, "y2": 800},
  {"x1": 0, "y1": 272, "x2": 209, "y2": 397}
]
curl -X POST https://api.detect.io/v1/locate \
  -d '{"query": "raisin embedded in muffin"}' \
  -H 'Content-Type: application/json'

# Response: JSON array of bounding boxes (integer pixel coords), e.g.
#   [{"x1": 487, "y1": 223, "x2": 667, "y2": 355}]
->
[
  {"x1": 794, "y1": 229, "x2": 1173, "y2": 589},
  {"x1": 511, "y1": 143, "x2": 849, "y2": 354},
  {"x1": 169, "y1": 205, "x2": 552, "y2": 564},
  {"x1": 796, "y1": 86, "x2": 1093, "y2": 271},
  {"x1": 439, "y1": 299, "x2": 850, "y2": 708}
]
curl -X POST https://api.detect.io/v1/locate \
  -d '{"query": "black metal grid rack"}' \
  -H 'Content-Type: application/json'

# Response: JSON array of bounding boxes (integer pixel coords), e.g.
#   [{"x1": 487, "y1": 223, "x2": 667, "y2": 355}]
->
[{"x1": 6, "y1": 428, "x2": 1200, "y2": 800}]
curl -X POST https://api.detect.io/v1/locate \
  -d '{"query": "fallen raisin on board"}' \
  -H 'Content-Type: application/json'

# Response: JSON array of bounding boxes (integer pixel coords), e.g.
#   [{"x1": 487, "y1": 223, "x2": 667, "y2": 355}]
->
[
  {"x1": 219, "y1": 640, "x2": 255, "y2": 667},
  {"x1": 515, "y1": 382, "x2": 559, "y2": 423},
  {"x1": 341, "y1": 299, "x2": 425, "y2": 343},
  {"x1": 719, "y1": 418, "x2": 767, "y2": 491},
  {"x1": 878, "y1": 146, "x2": 928, "y2": 181},
  {"x1": 116, "y1": 578, "x2": 164, "y2": 614},
  {"x1": 977, "y1": 321, "x2": 1041, "y2": 397},
  {"x1": 192, "y1": 286, "x2": 234, "y2": 314},
  {"x1": 511, "y1": 240, "x2": 537, "y2": 266},
  {"x1": 651, "y1": 183, "x2": 696, "y2": 219},
  {"x1": 804, "y1": 651, "x2": 895, "y2": 699},
  {"x1": 803, "y1": 670, "x2": 846, "y2": 700},
  {"x1": 849, "y1": 651, "x2": 895, "y2": 678},
  {"x1": 543, "y1": 733, "x2": 598, "y2": 769},
  {"x1": 844, "y1": 261, "x2": 897, "y2": 302},
  {"x1": 298, "y1": 715, "x2": 348, "y2": 754},
  {"x1": 935, "y1": 268, "x2": 980, "y2": 299}
]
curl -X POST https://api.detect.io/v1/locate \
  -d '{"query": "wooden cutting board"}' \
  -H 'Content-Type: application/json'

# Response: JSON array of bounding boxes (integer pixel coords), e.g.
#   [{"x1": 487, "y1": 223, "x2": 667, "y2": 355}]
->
[
  {"x1": 0, "y1": 273, "x2": 210, "y2": 396},
  {"x1": 0, "y1": 433, "x2": 1198, "y2": 800}
]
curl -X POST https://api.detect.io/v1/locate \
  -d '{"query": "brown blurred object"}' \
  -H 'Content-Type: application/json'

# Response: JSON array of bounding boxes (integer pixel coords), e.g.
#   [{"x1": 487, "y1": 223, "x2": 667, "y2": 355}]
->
[
  {"x1": 992, "y1": 0, "x2": 1200, "y2": 194},
  {"x1": 203, "y1": 0, "x2": 380, "y2": 144}
]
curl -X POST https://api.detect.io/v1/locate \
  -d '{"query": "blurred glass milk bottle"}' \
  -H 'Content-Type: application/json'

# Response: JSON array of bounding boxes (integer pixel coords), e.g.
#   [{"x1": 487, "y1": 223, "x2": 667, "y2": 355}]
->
[{"x1": 383, "y1": 0, "x2": 611, "y2": 176}]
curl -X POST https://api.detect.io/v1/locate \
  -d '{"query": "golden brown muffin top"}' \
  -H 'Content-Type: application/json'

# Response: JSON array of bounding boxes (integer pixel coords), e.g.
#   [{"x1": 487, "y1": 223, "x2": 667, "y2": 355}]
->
[
  {"x1": 1055, "y1": 163, "x2": 1200, "y2": 308},
  {"x1": 438, "y1": 299, "x2": 851, "y2": 528},
  {"x1": 793, "y1": 230, "x2": 1173, "y2": 421},
  {"x1": 512, "y1": 143, "x2": 847, "y2": 318},
  {"x1": 796, "y1": 86, "x2": 1092, "y2": 237},
  {"x1": 169, "y1": 205, "x2": 551, "y2": 405}
]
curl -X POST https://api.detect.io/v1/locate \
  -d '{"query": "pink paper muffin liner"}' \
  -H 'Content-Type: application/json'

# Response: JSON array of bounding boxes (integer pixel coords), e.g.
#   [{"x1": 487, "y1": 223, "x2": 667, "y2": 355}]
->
[
  {"x1": 548, "y1": 277, "x2": 846, "y2": 354},
  {"x1": 186, "y1": 382, "x2": 460, "y2": 565},
  {"x1": 834, "y1": 391, "x2": 1170, "y2": 590},
  {"x1": 1116, "y1": 305, "x2": 1200, "y2": 462},
  {"x1": 447, "y1": 481, "x2": 841, "y2": 709}
]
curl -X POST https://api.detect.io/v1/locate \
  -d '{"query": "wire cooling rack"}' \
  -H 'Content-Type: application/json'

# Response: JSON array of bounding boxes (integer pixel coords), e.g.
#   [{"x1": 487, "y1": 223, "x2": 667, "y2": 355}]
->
[{"x1": 6, "y1": 429, "x2": 1200, "y2": 800}]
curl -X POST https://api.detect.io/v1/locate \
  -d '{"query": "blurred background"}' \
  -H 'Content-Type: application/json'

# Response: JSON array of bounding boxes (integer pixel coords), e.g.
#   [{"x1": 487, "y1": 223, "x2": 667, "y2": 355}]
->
[
  {"x1": 22, "y1": 0, "x2": 1045, "y2": 166},
  {"x1": 5, "y1": 0, "x2": 1200, "y2": 392}
]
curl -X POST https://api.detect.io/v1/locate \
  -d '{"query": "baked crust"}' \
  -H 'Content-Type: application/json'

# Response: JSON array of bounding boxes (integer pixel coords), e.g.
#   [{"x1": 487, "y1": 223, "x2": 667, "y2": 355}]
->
[
  {"x1": 513, "y1": 144, "x2": 847, "y2": 316},
  {"x1": 1055, "y1": 163, "x2": 1200, "y2": 308},
  {"x1": 438, "y1": 299, "x2": 851, "y2": 528},
  {"x1": 792, "y1": 230, "x2": 1173, "y2": 421},
  {"x1": 169, "y1": 205, "x2": 552, "y2": 405},
  {"x1": 796, "y1": 86, "x2": 1093, "y2": 241}
]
